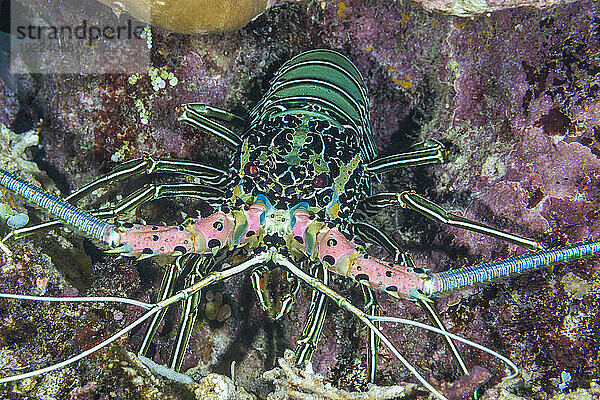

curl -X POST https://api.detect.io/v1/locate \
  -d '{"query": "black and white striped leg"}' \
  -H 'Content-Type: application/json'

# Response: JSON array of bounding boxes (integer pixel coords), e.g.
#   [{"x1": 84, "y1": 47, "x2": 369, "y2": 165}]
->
[
  {"x1": 356, "y1": 191, "x2": 542, "y2": 251},
  {"x1": 169, "y1": 254, "x2": 210, "y2": 371},
  {"x1": 138, "y1": 253, "x2": 214, "y2": 372},
  {"x1": 364, "y1": 139, "x2": 447, "y2": 174},
  {"x1": 178, "y1": 103, "x2": 247, "y2": 126},
  {"x1": 250, "y1": 265, "x2": 270, "y2": 315},
  {"x1": 138, "y1": 260, "x2": 181, "y2": 359},
  {"x1": 68, "y1": 156, "x2": 229, "y2": 204},
  {"x1": 416, "y1": 297, "x2": 470, "y2": 376},
  {"x1": 294, "y1": 261, "x2": 330, "y2": 368},
  {"x1": 177, "y1": 103, "x2": 246, "y2": 149},
  {"x1": 349, "y1": 222, "x2": 403, "y2": 263},
  {"x1": 94, "y1": 182, "x2": 226, "y2": 220},
  {"x1": 251, "y1": 265, "x2": 301, "y2": 320},
  {"x1": 365, "y1": 139, "x2": 448, "y2": 174},
  {"x1": 360, "y1": 284, "x2": 380, "y2": 383}
]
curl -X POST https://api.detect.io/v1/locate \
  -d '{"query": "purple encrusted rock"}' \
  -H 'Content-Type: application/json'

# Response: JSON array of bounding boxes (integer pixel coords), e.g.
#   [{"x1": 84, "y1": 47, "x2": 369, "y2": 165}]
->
[{"x1": 0, "y1": 0, "x2": 599, "y2": 398}]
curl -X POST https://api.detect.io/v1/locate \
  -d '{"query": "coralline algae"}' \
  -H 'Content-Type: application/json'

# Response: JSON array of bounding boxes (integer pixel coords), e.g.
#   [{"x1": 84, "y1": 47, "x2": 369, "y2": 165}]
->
[{"x1": 0, "y1": 0, "x2": 599, "y2": 399}]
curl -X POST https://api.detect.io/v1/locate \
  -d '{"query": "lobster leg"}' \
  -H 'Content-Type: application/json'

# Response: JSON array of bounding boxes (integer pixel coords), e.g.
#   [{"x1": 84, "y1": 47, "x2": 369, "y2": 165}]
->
[
  {"x1": 93, "y1": 182, "x2": 225, "y2": 219},
  {"x1": 360, "y1": 284, "x2": 380, "y2": 383},
  {"x1": 138, "y1": 253, "x2": 214, "y2": 371},
  {"x1": 349, "y1": 222, "x2": 403, "y2": 262},
  {"x1": 169, "y1": 253, "x2": 210, "y2": 371},
  {"x1": 251, "y1": 265, "x2": 301, "y2": 320},
  {"x1": 66, "y1": 156, "x2": 229, "y2": 204},
  {"x1": 138, "y1": 260, "x2": 180, "y2": 360},
  {"x1": 346, "y1": 222, "x2": 391, "y2": 382},
  {"x1": 293, "y1": 266, "x2": 382, "y2": 385},
  {"x1": 357, "y1": 191, "x2": 542, "y2": 251},
  {"x1": 294, "y1": 261, "x2": 330, "y2": 368},
  {"x1": 364, "y1": 139, "x2": 448, "y2": 174},
  {"x1": 416, "y1": 297, "x2": 470, "y2": 376},
  {"x1": 178, "y1": 103, "x2": 247, "y2": 126},
  {"x1": 250, "y1": 264, "x2": 273, "y2": 316},
  {"x1": 177, "y1": 103, "x2": 245, "y2": 149}
]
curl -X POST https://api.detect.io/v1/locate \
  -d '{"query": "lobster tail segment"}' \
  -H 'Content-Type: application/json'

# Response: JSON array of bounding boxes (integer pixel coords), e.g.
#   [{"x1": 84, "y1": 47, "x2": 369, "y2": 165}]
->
[
  {"x1": 250, "y1": 49, "x2": 377, "y2": 163},
  {"x1": 424, "y1": 240, "x2": 600, "y2": 296}
]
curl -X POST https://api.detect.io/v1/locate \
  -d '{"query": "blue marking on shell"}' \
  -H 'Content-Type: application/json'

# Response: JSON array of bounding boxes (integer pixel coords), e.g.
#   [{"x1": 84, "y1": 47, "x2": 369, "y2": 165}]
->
[
  {"x1": 255, "y1": 194, "x2": 272, "y2": 209},
  {"x1": 289, "y1": 201, "x2": 309, "y2": 228},
  {"x1": 255, "y1": 194, "x2": 273, "y2": 224}
]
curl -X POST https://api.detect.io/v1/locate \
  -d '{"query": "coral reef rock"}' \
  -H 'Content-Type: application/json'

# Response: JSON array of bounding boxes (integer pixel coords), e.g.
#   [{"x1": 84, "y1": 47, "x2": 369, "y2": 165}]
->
[
  {"x1": 263, "y1": 350, "x2": 417, "y2": 400},
  {"x1": 414, "y1": 0, "x2": 578, "y2": 17},
  {"x1": 96, "y1": 0, "x2": 285, "y2": 33}
]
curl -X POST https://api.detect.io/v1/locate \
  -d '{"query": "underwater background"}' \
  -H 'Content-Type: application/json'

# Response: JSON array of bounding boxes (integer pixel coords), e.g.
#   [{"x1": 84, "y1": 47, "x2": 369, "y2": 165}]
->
[{"x1": 0, "y1": 0, "x2": 599, "y2": 399}]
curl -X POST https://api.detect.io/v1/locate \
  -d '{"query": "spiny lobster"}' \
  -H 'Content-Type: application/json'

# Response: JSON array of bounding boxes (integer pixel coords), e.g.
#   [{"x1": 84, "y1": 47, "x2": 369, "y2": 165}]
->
[{"x1": 0, "y1": 49, "x2": 598, "y2": 399}]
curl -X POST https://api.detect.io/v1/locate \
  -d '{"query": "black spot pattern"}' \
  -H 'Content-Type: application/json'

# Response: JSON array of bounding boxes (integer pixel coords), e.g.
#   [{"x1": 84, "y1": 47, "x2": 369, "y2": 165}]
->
[
  {"x1": 385, "y1": 286, "x2": 398, "y2": 294},
  {"x1": 355, "y1": 273, "x2": 370, "y2": 282},
  {"x1": 208, "y1": 239, "x2": 221, "y2": 248},
  {"x1": 174, "y1": 246, "x2": 187, "y2": 254},
  {"x1": 322, "y1": 255, "x2": 335, "y2": 265}
]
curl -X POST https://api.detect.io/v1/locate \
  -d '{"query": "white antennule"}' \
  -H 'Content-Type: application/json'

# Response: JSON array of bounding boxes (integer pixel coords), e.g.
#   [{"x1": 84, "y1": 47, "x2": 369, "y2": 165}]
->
[
  {"x1": 0, "y1": 293, "x2": 158, "y2": 384},
  {"x1": 369, "y1": 315, "x2": 519, "y2": 379},
  {"x1": 276, "y1": 254, "x2": 450, "y2": 400},
  {"x1": 0, "y1": 253, "x2": 268, "y2": 384}
]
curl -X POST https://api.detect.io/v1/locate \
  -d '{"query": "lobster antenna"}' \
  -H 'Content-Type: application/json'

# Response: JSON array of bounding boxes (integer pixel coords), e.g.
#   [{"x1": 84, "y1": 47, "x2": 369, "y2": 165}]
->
[
  {"x1": 425, "y1": 240, "x2": 600, "y2": 296},
  {"x1": 0, "y1": 254, "x2": 267, "y2": 384},
  {"x1": 0, "y1": 239, "x2": 12, "y2": 255},
  {"x1": 369, "y1": 315, "x2": 519, "y2": 379},
  {"x1": 0, "y1": 168, "x2": 119, "y2": 248}
]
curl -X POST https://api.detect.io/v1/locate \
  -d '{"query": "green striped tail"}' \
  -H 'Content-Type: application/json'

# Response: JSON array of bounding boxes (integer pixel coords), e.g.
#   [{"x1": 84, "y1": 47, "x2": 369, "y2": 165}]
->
[{"x1": 249, "y1": 49, "x2": 377, "y2": 163}]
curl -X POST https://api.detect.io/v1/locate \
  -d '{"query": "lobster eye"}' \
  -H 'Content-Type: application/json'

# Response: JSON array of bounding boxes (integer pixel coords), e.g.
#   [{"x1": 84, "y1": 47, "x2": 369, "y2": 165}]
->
[
  {"x1": 312, "y1": 174, "x2": 328, "y2": 188},
  {"x1": 244, "y1": 163, "x2": 259, "y2": 177}
]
